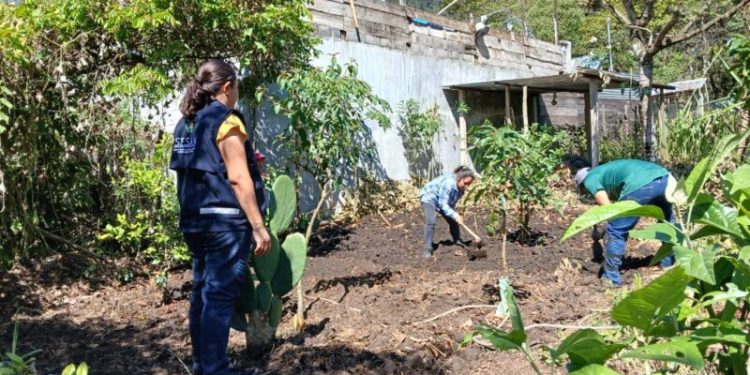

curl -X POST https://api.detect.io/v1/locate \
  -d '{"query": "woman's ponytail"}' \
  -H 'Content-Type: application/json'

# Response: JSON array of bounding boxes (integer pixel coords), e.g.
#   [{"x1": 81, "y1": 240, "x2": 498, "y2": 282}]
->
[{"x1": 179, "y1": 60, "x2": 238, "y2": 122}]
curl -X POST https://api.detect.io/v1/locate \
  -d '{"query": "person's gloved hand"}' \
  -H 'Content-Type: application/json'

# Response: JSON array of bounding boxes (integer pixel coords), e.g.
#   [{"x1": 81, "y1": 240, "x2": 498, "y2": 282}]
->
[{"x1": 591, "y1": 224, "x2": 605, "y2": 241}]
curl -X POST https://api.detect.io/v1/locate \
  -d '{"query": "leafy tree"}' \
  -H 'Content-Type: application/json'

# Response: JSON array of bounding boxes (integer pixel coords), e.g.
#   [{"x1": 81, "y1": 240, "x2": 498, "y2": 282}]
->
[
  {"x1": 470, "y1": 122, "x2": 567, "y2": 271},
  {"x1": 398, "y1": 99, "x2": 442, "y2": 181},
  {"x1": 727, "y1": 34, "x2": 750, "y2": 157},
  {"x1": 0, "y1": 0, "x2": 316, "y2": 265},
  {"x1": 601, "y1": 0, "x2": 750, "y2": 160},
  {"x1": 271, "y1": 56, "x2": 391, "y2": 331}
]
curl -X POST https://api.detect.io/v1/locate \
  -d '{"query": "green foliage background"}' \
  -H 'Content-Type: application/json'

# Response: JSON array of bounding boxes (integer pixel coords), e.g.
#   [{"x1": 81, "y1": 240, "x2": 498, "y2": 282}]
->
[{"x1": 0, "y1": 0, "x2": 317, "y2": 267}]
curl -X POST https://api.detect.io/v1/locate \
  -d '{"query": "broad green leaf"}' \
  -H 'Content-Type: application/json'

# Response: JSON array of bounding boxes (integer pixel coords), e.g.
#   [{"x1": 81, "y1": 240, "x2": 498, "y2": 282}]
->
[
  {"x1": 684, "y1": 157, "x2": 709, "y2": 204},
  {"x1": 622, "y1": 338, "x2": 704, "y2": 370},
  {"x1": 673, "y1": 245, "x2": 717, "y2": 285},
  {"x1": 684, "y1": 131, "x2": 749, "y2": 204},
  {"x1": 690, "y1": 225, "x2": 731, "y2": 241},
  {"x1": 690, "y1": 193, "x2": 741, "y2": 238},
  {"x1": 630, "y1": 223, "x2": 685, "y2": 245},
  {"x1": 724, "y1": 256, "x2": 750, "y2": 290},
  {"x1": 726, "y1": 165, "x2": 750, "y2": 194},
  {"x1": 696, "y1": 283, "x2": 747, "y2": 309},
  {"x1": 471, "y1": 325, "x2": 526, "y2": 351},
  {"x1": 497, "y1": 277, "x2": 525, "y2": 333},
  {"x1": 649, "y1": 243, "x2": 674, "y2": 266},
  {"x1": 76, "y1": 362, "x2": 89, "y2": 375},
  {"x1": 562, "y1": 201, "x2": 665, "y2": 242},
  {"x1": 690, "y1": 322, "x2": 750, "y2": 347},
  {"x1": 62, "y1": 364, "x2": 77, "y2": 375},
  {"x1": 725, "y1": 180, "x2": 750, "y2": 217},
  {"x1": 552, "y1": 329, "x2": 627, "y2": 369},
  {"x1": 611, "y1": 267, "x2": 691, "y2": 332},
  {"x1": 569, "y1": 364, "x2": 622, "y2": 375}
]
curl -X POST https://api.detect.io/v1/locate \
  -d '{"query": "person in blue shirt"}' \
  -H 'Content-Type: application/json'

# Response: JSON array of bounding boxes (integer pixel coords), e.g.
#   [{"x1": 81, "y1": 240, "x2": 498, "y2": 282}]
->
[
  {"x1": 170, "y1": 60, "x2": 271, "y2": 375},
  {"x1": 419, "y1": 166, "x2": 478, "y2": 258}
]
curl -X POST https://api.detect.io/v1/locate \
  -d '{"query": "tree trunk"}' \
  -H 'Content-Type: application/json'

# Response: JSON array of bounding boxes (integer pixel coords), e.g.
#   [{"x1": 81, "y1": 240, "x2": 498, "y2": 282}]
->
[
  {"x1": 294, "y1": 180, "x2": 332, "y2": 333},
  {"x1": 639, "y1": 57, "x2": 656, "y2": 161}
]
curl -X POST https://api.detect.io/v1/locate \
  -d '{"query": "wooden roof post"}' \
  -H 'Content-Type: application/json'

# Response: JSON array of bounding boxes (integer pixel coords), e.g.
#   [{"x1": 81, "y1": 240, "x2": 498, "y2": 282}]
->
[
  {"x1": 522, "y1": 85, "x2": 529, "y2": 134},
  {"x1": 504, "y1": 85, "x2": 512, "y2": 126},
  {"x1": 584, "y1": 80, "x2": 600, "y2": 167},
  {"x1": 658, "y1": 88, "x2": 666, "y2": 160},
  {"x1": 458, "y1": 89, "x2": 468, "y2": 165}
]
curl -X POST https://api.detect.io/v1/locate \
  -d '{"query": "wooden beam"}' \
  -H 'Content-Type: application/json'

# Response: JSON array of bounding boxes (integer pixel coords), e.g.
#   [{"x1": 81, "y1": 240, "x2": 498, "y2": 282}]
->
[
  {"x1": 522, "y1": 85, "x2": 529, "y2": 134},
  {"x1": 504, "y1": 85, "x2": 511, "y2": 125},
  {"x1": 584, "y1": 81, "x2": 600, "y2": 167},
  {"x1": 458, "y1": 89, "x2": 468, "y2": 165},
  {"x1": 697, "y1": 90, "x2": 705, "y2": 116}
]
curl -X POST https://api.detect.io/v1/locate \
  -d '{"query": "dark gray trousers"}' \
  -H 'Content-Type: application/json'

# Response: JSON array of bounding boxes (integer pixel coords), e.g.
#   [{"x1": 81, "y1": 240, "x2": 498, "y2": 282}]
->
[{"x1": 422, "y1": 202, "x2": 461, "y2": 252}]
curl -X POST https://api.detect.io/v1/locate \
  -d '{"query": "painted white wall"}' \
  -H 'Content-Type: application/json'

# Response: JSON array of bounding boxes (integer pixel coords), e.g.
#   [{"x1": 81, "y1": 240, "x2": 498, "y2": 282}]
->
[
  {"x1": 254, "y1": 39, "x2": 558, "y2": 183},
  {"x1": 159, "y1": 38, "x2": 564, "y2": 210}
]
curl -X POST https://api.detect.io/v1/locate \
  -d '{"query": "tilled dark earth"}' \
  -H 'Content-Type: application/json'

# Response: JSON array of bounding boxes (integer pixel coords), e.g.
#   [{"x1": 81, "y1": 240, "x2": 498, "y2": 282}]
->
[{"x1": 1, "y1": 201, "x2": 664, "y2": 374}]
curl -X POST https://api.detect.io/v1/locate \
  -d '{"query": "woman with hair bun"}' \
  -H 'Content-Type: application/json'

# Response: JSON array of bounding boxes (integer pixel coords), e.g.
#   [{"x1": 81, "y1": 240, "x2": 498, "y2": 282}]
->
[
  {"x1": 418, "y1": 166, "x2": 478, "y2": 259},
  {"x1": 170, "y1": 60, "x2": 270, "y2": 375}
]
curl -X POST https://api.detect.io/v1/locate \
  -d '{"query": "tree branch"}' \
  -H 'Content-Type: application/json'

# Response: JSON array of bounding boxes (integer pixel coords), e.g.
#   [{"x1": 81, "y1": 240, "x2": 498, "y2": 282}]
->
[
  {"x1": 640, "y1": 0, "x2": 658, "y2": 27},
  {"x1": 675, "y1": 2, "x2": 711, "y2": 39},
  {"x1": 662, "y1": 0, "x2": 750, "y2": 50},
  {"x1": 604, "y1": 0, "x2": 633, "y2": 26},
  {"x1": 620, "y1": 0, "x2": 638, "y2": 24},
  {"x1": 648, "y1": 8, "x2": 682, "y2": 56}
]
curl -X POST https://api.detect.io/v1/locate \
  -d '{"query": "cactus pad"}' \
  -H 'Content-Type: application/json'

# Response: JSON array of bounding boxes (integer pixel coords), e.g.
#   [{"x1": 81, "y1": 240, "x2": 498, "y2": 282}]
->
[
  {"x1": 256, "y1": 282, "x2": 273, "y2": 313},
  {"x1": 271, "y1": 233, "x2": 308, "y2": 296},
  {"x1": 269, "y1": 295, "x2": 282, "y2": 328},
  {"x1": 237, "y1": 272, "x2": 257, "y2": 313},
  {"x1": 269, "y1": 175, "x2": 296, "y2": 234},
  {"x1": 230, "y1": 309, "x2": 248, "y2": 331},
  {"x1": 253, "y1": 234, "x2": 281, "y2": 283}
]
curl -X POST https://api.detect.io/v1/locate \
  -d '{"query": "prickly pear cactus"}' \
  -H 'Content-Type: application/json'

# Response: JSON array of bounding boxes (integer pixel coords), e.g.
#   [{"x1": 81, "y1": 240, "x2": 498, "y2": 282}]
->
[{"x1": 231, "y1": 175, "x2": 307, "y2": 349}]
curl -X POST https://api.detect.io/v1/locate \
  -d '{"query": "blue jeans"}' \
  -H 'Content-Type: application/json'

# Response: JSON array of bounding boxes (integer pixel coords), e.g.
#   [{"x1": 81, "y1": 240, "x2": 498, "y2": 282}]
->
[
  {"x1": 604, "y1": 175, "x2": 675, "y2": 285},
  {"x1": 422, "y1": 202, "x2": 461, "y2": 252},
  {"x1": 185, "y1": 230, "x2": 252, "y2": 375}
]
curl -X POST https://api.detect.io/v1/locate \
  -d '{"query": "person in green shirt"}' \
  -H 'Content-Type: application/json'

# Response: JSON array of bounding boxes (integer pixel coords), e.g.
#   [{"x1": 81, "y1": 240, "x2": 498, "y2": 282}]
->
[{"x1": 572, "y1": 159, "x2": 676, "y2": 286}]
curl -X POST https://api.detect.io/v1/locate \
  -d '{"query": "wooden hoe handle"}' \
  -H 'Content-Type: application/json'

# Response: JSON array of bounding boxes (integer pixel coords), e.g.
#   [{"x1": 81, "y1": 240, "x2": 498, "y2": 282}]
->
[{"x1": 459, "y1": 222, "x2": 482, "y2": 242}]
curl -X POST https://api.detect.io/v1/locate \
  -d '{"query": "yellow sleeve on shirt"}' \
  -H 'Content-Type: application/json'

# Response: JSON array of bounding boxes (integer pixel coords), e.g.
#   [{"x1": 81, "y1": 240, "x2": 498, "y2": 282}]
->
[{"x1": 216, "y1": 114, "x2": 248, "y2": 145}]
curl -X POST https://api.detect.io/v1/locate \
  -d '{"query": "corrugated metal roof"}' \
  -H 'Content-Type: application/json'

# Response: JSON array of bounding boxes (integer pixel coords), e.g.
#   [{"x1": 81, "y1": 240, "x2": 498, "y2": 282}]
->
[{"x1": 444, "y1": 68, "x2": 675, "y2": 92}]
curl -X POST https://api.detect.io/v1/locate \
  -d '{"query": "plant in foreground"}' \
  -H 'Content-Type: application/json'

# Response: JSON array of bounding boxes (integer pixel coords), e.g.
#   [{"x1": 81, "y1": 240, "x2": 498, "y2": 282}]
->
[
  {"x1": 464, "y1": 130, "x2": 750, "y2": 374},
  {"x1": 230, "y1": 175, "x2": 307, "y2": 349},
  {"x1": 470, "y1": 122, "x2": 567, "y2": 271}
]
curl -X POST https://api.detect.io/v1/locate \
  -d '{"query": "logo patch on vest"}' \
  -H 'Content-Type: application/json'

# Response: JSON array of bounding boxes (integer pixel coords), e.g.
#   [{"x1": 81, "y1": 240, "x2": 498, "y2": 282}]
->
[{"x1": 174, "y1": 136, "x2": 196, "y2": 154}]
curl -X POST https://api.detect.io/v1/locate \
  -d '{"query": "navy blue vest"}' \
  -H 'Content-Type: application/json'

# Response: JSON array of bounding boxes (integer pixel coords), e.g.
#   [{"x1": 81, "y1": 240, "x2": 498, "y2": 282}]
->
[{"x1": 170, "y1": 100, "x2": 266, "y2": 233}]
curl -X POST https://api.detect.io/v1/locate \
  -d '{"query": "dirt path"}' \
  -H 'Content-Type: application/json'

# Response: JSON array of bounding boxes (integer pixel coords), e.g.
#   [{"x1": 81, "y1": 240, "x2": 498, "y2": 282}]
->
[{"x1": 1, "y1": 205, "x2": 664, "y2": 374}]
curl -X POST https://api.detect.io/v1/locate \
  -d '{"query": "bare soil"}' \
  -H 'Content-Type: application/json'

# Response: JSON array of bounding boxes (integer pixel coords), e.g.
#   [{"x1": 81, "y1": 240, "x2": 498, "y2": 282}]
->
[{"x1": 1, "y1": 203, "x2": 664, "y2": 375}]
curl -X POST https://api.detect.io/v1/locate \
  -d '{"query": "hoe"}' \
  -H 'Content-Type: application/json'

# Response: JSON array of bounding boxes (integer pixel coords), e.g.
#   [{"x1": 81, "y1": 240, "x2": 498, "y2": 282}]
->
[{"x1": 458, "y1": 222, "x2": 487, "y2": 260}]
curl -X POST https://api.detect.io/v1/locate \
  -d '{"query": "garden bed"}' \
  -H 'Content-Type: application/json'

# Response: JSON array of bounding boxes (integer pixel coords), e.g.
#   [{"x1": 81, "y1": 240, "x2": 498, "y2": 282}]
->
[{"x1": 1, "y1": 205, "x2": 664, "y2": 374}]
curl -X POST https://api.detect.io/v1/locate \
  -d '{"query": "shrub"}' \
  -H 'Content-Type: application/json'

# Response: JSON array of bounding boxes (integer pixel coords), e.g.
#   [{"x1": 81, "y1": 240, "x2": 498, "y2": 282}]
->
[
  {"x1": 470, "y1": 122, "x2": 568, "y2": 237},
  {"x1": 464, "y1": 130, "x2": 750, "y2": 373},
  {"x1": 470, "y1": 122, "x2": 568, "y2": 270},
  {"x1": 0, "y1": 0, "x2": 316, "y2": 267},
  {"x1": 398, "y1": 99, "x2": 442, "y2": 180},
  {"x1": 99, "y1": 135, "x2": 188, "y2": 269}
]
